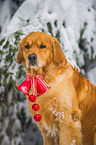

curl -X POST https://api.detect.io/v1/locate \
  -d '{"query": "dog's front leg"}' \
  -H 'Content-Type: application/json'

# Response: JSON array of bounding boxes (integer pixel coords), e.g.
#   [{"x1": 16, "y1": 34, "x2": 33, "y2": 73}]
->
[
  {"x1": 42, "y1": 133, "x2": 54, "y2": 145},
  {"x1": 59, "y1": 112, "x2": 82, "y2": 145},
  {"x1": 59, "y1": 122, "x2": 71, "y2": 145},
  {"x1": 70, "y1": 109, "x2": 82, "y2": 145},
  {"x1": 93, "y1": 125, "x2": 96, "y2": 145}
]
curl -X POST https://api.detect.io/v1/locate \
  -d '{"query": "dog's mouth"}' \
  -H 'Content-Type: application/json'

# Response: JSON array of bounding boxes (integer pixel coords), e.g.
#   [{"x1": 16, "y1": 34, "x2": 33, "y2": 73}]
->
[{"x1": 29, "y1": 61, "x2": 38, "y2": 68}]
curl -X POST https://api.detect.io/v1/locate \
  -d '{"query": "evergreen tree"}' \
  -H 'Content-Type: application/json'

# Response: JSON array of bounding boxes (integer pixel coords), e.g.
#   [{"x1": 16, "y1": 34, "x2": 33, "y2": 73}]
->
[{"x1": 0, "y1": 0, "x2": 96, "y2": 145}]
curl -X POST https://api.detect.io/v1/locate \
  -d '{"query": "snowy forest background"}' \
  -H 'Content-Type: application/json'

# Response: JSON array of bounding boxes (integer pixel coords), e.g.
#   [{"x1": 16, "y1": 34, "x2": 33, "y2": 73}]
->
[{"x1": 0, "y1": 0, "x2": 96, "y2": 145}]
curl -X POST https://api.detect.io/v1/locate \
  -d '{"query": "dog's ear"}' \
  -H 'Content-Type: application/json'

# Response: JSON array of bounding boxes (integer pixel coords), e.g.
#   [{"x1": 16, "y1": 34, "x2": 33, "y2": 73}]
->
[
  {"x1": 52, "y1": 37, "x2": 66, "y2": 64},
  {"x1": 17, "y1": 40, "x2": 24, "y2": 64}
]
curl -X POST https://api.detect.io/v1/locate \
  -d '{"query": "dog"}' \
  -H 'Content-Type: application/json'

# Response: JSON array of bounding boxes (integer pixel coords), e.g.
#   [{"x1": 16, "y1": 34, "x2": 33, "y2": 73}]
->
[{"x1": 17, "y1": 32, "x2": 96, "y2": 145}]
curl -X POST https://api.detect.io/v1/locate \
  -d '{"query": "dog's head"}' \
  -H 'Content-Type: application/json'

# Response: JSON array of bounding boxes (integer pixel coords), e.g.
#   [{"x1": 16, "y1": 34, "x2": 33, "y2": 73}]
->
[{"x1": 17, "y1": 32, "x2": 66, "y2": 71}]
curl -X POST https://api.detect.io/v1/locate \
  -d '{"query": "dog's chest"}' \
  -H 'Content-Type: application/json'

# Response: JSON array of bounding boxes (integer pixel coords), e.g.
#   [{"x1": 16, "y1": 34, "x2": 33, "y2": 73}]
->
[
  {"x1": 39, "y1": 99, "x2": 65, "y2": 137},
  {"x1": 43, "y1": 121, "x2": 58, "y2": 137}
]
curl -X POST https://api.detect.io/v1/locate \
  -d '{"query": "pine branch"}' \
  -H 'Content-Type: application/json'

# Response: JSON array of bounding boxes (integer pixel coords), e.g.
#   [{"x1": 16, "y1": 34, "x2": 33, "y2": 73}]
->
[{"x1": 82, "y1": 55, "x2": 96, "y2": 73}]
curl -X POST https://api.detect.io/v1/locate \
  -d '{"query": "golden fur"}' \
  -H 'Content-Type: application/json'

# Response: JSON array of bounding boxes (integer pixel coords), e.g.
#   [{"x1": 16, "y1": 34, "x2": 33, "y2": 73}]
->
[{"x1": 17, "y1": 32, "x2": 96, "y2": 145}]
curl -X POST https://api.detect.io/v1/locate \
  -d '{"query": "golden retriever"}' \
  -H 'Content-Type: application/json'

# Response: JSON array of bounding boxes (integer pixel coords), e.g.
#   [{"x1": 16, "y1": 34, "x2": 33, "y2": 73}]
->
[{"x1": 17, "y1": 32, "x2": 96, "y2": 145}]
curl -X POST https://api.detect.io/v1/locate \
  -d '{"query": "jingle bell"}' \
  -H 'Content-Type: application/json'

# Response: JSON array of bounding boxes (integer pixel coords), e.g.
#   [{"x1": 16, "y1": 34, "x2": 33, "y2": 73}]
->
[
  {"x1": 16, "y1": 79, "x2": 31, "y2": 96},
  {"x1": 34, "y1": 114, "x2": 41, "y2": 121},
  {"x1": 29, "y1": 95, "x2": 36, "y2": 102},
  {"x1": 32, "y1": 104, "x2": 39, "y2": 111}
]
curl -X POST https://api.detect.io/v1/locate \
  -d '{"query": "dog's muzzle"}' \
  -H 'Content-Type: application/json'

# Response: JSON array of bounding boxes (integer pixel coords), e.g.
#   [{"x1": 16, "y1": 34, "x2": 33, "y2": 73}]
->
[{"x1": 28, "y1": 54, "x2": 37, "y2": 66}]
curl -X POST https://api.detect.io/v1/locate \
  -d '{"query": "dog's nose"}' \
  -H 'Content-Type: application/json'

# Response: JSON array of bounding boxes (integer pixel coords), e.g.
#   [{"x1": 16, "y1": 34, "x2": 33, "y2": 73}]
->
[{"x1": 28, "y1": 54, "x2": 37, "y2": 61}]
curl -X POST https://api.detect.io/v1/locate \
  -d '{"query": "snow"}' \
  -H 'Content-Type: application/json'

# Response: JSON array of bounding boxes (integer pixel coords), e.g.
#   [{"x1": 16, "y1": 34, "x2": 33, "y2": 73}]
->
[
  {"x1": 49, "y1": 98, "x2": 65, "y2": 123},
  {"x1": 88, "y1": 67, "x2": 96, "y2": 85},
  {"x1": 14, "y1": 119, "x2": 21, "y2": 131},
  {"x1": 1, "y1": 0, "x2": 95, "y2": 71},
  {"x1": 8, "y1": 89, "x2": 13, "y2": 104},
  {"x1": 2, "y1": 136, "x2": 10, "y2": 145},
  {"x1": 75, "y1": 121, "x2": 79, "y2": 125},
  {"x1": 0, "y1": 0, "x2": 96, "y2": 145},
  {"x1": 11, "y1": 137, "x2": 23, "y2": 145},
  {"x1": 0, "y1": 0, "x2": 11, "y2": 39},
  {"x1": 2, "y1": 0, "x2": 43, "y2": 36}
]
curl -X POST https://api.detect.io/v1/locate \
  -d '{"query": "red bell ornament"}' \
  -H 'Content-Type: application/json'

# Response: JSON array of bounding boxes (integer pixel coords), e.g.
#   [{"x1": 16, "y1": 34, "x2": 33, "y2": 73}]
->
[
  {"x1": 16, "y1": 73, "x2": 50, "y2": 122},
  {"x1": 34, "y1": 114, "x2": 41, "y2": 121},
  {"x1": 32, "y1": 104, "x2": 39, "y2": 111},
  {"x1": 29, "y1": 95, "x2": 36, "y2": 102},
  {"x1": 16, "y1": 79, "x2": 31, "y2": 96},
  {"x1": 36, "y1": 75, "x2": 49, "y2": 96}
]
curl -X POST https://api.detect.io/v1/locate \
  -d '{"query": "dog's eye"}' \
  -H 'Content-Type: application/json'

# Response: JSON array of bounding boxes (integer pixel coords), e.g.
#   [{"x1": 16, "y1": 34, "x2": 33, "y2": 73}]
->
[
  {"x1": 25, "y1": 45, "x2": 30, "y2": 49},
  {"x1": 40, "y1": 45, "x2": 46, "y2": 49}
]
